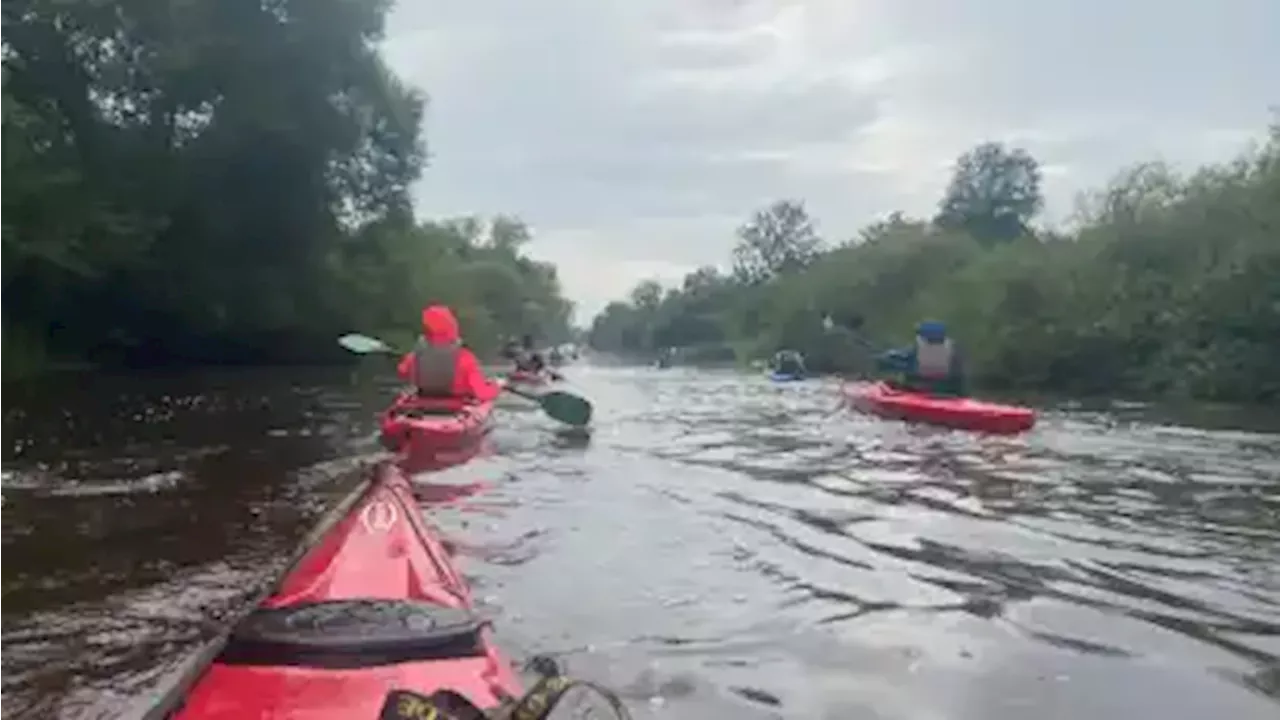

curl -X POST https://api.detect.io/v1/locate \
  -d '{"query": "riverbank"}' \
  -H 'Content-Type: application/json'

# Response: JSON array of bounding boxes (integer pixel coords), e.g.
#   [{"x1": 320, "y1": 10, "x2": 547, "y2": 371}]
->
[
  {"x1": 4, "y1": 1, "x2": 573, "y2": 387},
  {"x1": 589, "y1": 126, "x2": 1280, "y2": 405}
]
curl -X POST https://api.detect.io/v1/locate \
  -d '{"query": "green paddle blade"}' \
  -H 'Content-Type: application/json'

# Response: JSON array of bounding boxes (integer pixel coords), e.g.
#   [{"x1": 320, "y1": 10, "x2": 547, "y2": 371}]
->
[
  {"x1": 535, "y1": 390, "x2": 593, "y2": 427},
  {"x1": 338, "y1": 333, "x2": 396, "y2": 354}
]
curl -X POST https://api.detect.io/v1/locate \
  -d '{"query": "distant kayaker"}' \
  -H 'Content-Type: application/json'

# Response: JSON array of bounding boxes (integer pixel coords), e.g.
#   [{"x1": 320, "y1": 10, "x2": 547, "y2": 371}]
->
[
  {"x1": 397, "y1": 305, "x2": 501, "y2": 402},
  {"x1": 513, "y1": 334, "x2": 547, "y2": 373},
  {"x1": 511, "y1": 334, "x2": 566, "y2": 381},
  {"x1": 772, "y1": 349, "x2": 807, "y2": 377},
  {"x1": 877, "y1": 320, "x2": 965, "y2": 396}
]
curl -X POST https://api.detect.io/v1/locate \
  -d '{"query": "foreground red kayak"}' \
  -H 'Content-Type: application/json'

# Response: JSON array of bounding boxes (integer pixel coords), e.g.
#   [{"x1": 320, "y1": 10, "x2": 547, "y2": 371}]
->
[
  {"x1": 842, "y1": 381, "x2": 1036, "y2": 434},
  {"x1": 379, "y1": 393, "x2": 495, "y2": 457},
  {"x1": 144, "y1": 463, "x2": 522, "y2": 719}
]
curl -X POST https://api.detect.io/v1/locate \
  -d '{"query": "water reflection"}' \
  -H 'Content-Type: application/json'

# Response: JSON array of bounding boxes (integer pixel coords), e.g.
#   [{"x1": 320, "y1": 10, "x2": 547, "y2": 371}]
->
[{"x1": 2, "y1": 365, "x2": 1278, "y2": 719}]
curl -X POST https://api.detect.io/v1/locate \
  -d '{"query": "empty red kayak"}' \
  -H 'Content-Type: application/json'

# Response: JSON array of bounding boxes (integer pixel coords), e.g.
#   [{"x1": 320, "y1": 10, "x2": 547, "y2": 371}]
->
[
  {"x1": 842, "y1": 381, "x2": 1036, "y2": 434},
  {"x1": 144, "y1": 462, "x2": 522, "y2": 719},
  {"x1": 379, "y1": 393, "x2": 494, "y2": 457}
]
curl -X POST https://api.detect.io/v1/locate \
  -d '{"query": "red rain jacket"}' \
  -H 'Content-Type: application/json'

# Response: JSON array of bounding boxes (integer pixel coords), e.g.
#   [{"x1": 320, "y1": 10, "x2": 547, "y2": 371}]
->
[{"x1": 397, "y1": 305, "x2": 501, "y2": 402}]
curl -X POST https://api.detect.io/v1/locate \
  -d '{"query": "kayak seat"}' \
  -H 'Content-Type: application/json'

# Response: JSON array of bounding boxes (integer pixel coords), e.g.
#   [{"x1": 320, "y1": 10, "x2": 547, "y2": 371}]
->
[{"x1": 219, "y1": 599, "x2": 489, "y2": 669}]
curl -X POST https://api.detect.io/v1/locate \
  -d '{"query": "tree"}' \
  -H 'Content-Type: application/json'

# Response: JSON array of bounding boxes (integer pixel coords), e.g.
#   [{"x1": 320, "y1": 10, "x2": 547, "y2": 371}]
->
[
  {"x1": 586, "y1": 121, "x2": 1279, "y2": 401},
  {"x1": 488, "y1": 215, "x2": 533, "y2": 253},
  {"x1": 1, "y1": 0, "x2": 574, "y2": 374},
  {"x1": 588, "y1": 301, "x2": 641, "y2": 352},
  {"x1": 935, "y1": 142, "x2": 1043, "y2": 244},
  {"x1": 630, "y1": 280, "x2": 664, "y2": 312},
  {"x1": 681, "y1": 266, "x2": 723, "y2": 295},
  {"x1": 857, "y1": 211, "x2": 927, "y2": 245},
  {"x1": 732, "y1": 200, "x2": 822, "y2": 284}
]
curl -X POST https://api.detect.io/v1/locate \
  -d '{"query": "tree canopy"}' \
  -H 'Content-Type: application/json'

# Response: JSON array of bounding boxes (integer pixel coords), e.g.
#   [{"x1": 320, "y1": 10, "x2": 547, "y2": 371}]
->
[
  {"x1": 2, "y1": 0, "x2": 572, "y2": 375},
  {"x1": 732, "y1": 199, "x2": 824, "y2": 285},
  {"x1": 935, "y1": 142, "x2": 1044, "y2": 244},
  {"x1": 590, "y1": 129, "x2": 1280, "y2": 402}
]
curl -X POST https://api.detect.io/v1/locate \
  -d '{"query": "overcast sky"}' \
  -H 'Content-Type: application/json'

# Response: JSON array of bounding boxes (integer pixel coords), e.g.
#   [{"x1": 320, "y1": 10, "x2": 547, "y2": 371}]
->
[{"x1": 381, "y1": 0, "x2": 1277, "y2": 323}]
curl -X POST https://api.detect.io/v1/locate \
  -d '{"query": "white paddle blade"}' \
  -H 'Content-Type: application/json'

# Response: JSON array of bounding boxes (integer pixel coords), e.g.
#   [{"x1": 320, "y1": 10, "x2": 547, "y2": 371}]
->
[{"x1": 338, "y1": 333, "x2": 394, "y2": 354}]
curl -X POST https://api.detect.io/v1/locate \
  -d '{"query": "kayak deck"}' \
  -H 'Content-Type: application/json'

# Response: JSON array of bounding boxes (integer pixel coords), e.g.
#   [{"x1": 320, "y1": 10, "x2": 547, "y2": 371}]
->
[
  {"x1": 843, "y1": 381, "x2": 1036, "y2": 434},
  {"x1": 379, "y1": 394, "x2": 494, "y2": 457},
  {"x1": 144, "y1": 463, "x2": 520, "y2": 719}
]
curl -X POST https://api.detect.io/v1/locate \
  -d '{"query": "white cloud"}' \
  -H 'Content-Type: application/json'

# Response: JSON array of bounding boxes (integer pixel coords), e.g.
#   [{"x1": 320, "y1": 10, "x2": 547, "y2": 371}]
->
[{"x1": 383, "y1": 0, "x2": 1279, "y2": 322}]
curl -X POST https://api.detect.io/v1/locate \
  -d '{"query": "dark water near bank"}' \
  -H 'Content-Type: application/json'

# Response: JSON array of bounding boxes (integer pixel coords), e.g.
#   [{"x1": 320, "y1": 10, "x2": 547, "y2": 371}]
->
[{"x1": 3, "y1": 365, "x2": 1279, "y2": 719}]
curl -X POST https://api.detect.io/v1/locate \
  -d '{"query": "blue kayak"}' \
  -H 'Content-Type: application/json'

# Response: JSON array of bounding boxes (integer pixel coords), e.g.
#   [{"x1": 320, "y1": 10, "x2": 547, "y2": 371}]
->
[{"x1": 769, "y1": 371, "x2": 806, "y2": 382}]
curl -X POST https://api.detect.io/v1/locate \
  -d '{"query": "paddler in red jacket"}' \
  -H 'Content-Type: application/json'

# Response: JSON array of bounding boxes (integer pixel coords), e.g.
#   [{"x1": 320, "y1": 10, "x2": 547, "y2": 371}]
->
[{"x1": 397, "y1": 305, "x2": 501, "y2": 402}]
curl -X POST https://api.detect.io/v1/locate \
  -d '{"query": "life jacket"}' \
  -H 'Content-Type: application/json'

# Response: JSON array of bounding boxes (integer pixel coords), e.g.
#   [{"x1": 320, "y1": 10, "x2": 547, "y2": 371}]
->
[
  {"x1": 915, "y1": 336, "x2": 953, "y2": 379},
  {"x1": 412, "y1": 336, "x2": 459, "y2": 395}
]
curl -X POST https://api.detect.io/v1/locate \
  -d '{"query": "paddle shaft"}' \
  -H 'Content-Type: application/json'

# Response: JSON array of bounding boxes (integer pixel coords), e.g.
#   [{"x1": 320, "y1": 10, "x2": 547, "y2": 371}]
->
[
  {"x1": 502, "y1": 383, "x2": 539, "y2": 401},
  {"x1": 823, "y1": 318, "x2": 882, "y2": 354}
]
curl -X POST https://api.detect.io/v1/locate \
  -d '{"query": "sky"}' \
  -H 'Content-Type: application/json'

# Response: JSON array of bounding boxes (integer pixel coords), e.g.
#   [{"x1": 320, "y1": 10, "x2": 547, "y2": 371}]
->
[{"x1": 381, "y1": 0, "x2": 1278, "y2": 324}]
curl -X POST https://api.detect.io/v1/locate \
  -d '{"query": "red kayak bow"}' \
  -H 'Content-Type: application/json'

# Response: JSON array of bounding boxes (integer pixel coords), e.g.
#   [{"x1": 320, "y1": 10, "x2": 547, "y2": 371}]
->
[{"x1": 144, "y1": 462, "x2": 521, "y2": 719}]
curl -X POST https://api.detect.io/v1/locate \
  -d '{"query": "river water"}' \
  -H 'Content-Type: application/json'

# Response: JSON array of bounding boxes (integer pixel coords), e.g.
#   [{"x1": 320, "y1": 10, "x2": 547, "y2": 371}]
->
[{"x1": 3, "y1": 365, "x2": 1279, "y2": 719}]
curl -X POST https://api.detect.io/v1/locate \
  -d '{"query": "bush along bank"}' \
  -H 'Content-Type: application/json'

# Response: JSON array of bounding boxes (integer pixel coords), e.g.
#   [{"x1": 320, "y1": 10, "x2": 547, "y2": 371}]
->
[
  {"x1": 3, "y1": 0, "x2": 574, "y2": 376},
  {"x1": 589, "y1": 125, "x2": 1280, "y2": 403}
]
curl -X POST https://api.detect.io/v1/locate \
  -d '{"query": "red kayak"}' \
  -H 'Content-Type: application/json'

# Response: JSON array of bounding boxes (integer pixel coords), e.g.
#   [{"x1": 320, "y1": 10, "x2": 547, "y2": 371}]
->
[
  {"x1": 379, "y1": 393, "x2": 495, "y2": 457},
  {"x1": 842, "y1": 381, "x2": 1036, "y2": 435},
  {"x1": 506, "y1": 370, "x2": 551, "y2": 386},
  {"x1": 144, "y1": 462, "x2": 522, "y2": 718}
]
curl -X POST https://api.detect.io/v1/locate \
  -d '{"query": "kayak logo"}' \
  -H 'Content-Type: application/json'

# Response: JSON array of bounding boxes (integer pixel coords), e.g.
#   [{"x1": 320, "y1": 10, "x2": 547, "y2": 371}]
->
[{"x1": 361, "y1": 499, "x2": 399, "y2": 533}]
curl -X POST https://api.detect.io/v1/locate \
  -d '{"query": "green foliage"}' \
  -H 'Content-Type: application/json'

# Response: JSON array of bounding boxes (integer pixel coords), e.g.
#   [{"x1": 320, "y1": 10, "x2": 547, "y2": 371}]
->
[
  {"x1": 935, "y1": 141, "x2": 1044, "y2": 244},
  {"x1": 2, "y1": 321, "x2": 51, "y2": 380},
  {"x1": 2, "y1": 0, "x2": 571, "y2": 370},
  {"x1": 732, "y1": 199, "x2": 823, "y2": 284},
  {"x1": 590, "y1": 129, "x2": 1280, "y2": 402}
]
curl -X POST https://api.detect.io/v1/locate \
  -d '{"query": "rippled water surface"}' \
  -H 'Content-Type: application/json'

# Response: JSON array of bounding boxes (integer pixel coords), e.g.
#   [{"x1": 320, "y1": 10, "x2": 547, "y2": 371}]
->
[{"x1": 4, "y1": 365, "x2": 1279, "y2": 719}]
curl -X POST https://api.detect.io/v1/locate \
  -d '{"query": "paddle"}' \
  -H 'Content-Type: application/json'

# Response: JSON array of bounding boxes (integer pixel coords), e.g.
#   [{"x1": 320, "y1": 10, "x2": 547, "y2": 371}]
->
[
  {"x1": 822, "y1": 314, "x2": 882, "y2": 353},
  {"x1": 503, "y1": 383, "x2": 593, "y2": 427},
  {"x1": 339, "y1": 333, "x2": 398, "y2": 355},
  {"x1": 338, "y1": 333, "x2": 593, "y2": 427}
]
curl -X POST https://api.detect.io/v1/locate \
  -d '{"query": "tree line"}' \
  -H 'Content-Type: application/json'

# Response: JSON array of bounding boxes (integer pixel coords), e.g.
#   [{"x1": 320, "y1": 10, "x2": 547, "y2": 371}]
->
[
  {"x1": 2, "y1": 0, "x2": 572, "y2": 378},
  {"x1": 589, "y1": 126, "x2": 1280, "y2": 402}
]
